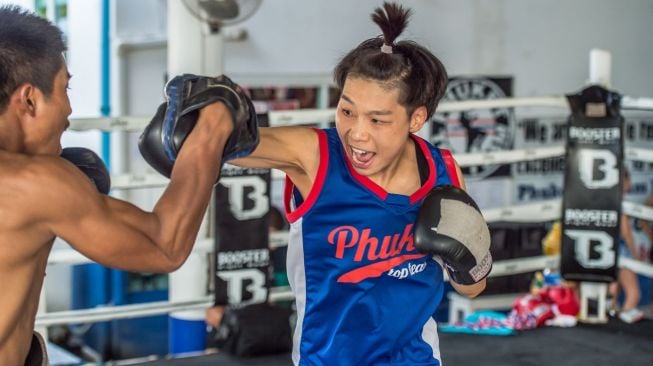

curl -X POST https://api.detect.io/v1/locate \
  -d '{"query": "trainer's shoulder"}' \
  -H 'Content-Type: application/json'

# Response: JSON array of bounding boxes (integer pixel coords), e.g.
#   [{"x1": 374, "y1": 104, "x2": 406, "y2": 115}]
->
[{"x1": 0, "y1": 152, "x2": 78, "y2": 198}]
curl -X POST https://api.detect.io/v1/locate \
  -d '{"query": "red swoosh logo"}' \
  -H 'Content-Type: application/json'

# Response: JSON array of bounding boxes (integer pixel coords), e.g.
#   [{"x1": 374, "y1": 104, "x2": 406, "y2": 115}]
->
[{"x1": 337, "y1": 254, "x2": 427, "y2": 283}]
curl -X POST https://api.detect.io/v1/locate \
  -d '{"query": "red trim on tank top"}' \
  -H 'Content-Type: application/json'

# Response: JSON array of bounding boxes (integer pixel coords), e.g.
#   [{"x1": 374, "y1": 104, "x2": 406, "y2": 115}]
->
[
  {"x1": 408, "y1": 136, "x2": 437, "y2": 204},
  {"x1": 344, "y1": 134, "x2": 436, "y2": 204},
  {"x1": 343, "y1": 148, "x2": 387, "y2": 200},
  {"x1": 284, "y1": 128, "x2": 329, "y2": 223},
  {"x1": 440, "y1": 148, "x2": 461, "y2": 188}
]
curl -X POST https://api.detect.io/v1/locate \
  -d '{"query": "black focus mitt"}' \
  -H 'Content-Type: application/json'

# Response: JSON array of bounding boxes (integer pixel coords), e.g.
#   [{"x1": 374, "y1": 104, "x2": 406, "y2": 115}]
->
[{"x1": 138, "y1": 74, "x2": 259, "y2": 178}]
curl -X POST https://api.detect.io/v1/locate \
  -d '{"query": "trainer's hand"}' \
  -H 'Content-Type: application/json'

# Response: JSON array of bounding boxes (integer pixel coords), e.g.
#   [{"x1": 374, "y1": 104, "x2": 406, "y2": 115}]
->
[
  {"x1": 61, "y1": 147, "x2": 111, "y2": 194},
  {"x1": 138, "y1": 74, "x2": 259, "y2": 178},
  {"x1": 205, "y1": 305, "x2": 226, "y2": 328},
  {"x1": 414, "y1": 185, "x2": 492, "y2": 285}
]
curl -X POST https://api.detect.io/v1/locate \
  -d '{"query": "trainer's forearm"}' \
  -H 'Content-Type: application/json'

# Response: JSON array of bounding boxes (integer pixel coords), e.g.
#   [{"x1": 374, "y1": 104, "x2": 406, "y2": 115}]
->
[{"x1": 152, "y1": 108, "x2": 230, "y2": 263}]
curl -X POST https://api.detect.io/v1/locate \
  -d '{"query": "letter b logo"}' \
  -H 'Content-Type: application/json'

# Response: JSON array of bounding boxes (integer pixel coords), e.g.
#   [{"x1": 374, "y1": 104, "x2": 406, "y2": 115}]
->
[
  {"x1": 220, "y1": 176, "x2": 269, "y2": 220},
  {"x1": 566, "y1": 229, "x2": 616, "y2": 269},
  {"x1": 577, "y1": 149, "x2": 618, "y2": 189}
]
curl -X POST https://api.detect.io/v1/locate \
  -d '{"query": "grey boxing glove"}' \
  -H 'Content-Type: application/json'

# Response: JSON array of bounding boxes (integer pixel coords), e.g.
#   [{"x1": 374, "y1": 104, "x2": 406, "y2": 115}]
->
[{"x1": 414, "y1": 185, "x2": 492, "y2": 285}]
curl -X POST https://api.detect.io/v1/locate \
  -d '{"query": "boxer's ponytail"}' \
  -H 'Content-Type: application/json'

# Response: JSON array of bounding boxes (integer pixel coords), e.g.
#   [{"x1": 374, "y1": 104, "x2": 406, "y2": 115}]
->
[{"x1": 334, "y1": 2, "x2": 448, "y2": 119}]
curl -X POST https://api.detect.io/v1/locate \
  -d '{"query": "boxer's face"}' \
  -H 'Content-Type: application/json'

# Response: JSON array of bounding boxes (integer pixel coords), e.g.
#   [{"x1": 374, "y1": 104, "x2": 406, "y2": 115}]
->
[
  {"x1": 336, "y1": 76, "x2": 426, "y2": 178},
  {"x1": 23, "y1": 60, "x2": 71, "y2": 156}
]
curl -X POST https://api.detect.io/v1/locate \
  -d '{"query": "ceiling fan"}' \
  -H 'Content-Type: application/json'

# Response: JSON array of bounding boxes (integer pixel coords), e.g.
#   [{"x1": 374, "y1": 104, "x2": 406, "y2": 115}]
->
[{"x1": 181, "y1": 0, "x2": 262, "y2": 33}]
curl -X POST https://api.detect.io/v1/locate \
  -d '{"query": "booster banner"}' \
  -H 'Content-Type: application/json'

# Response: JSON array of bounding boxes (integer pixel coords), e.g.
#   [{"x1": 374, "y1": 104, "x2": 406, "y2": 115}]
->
[
  {"x1": 561, "y1": 85, "x2": 623, "y2": 282},
  {"x1": 214, "y1": 164, "x2": 271, "y2": 305},
  {"x1": 213, "y1": 109, "x2": 272, "y2": 306}
]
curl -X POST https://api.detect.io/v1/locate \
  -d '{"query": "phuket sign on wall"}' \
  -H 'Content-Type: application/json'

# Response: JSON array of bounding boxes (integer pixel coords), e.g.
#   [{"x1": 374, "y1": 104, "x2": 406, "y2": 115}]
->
[
  {"x1": 429, "y1": 76, "x2": 515, "y2": 209},
  {"x1": 430, "y1": 76, "x2": 515, "y2": 180}
]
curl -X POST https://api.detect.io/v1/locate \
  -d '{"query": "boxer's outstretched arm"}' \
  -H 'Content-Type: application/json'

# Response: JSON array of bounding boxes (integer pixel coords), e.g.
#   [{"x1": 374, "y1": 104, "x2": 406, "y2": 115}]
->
[
  {"x1": 22, "y1": 104, "x2": 232, "y2": 272},
  {"x1": 230, "y1": 126, "x2": 321, "y2": 196},
  {"x1": 452, "y1": 278, "x2": 487, "y2": 298}
]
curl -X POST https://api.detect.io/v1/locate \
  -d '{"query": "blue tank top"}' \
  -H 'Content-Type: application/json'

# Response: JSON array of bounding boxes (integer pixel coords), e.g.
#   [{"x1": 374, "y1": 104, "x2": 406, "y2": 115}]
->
[{"x1": 284, "y1": 128, "x2": 459, "y2": 366}]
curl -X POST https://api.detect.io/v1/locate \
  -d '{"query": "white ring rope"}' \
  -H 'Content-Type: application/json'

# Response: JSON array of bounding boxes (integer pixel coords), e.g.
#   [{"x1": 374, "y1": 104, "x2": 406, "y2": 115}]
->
[
  {"x1": 622, "y1": 96, "x2": 653, "y2": 111},
  {"x1": 111, "y1": 172, "x2": 169, "y2": 190},
  {"x1": 623, "y1": 147, "x2": 653, "y2": 163},
  {"x1": 481, "y1": 200, "x2": 562, "y2": 223},
  {"x1": 70, "y1": 116, "x2": 149, "y2": 132},
  {"x1": 36, "y1": 298, "x2": 213, "y2": 327},
  {"x1": 454, "y1": 146, "x2": 565, "y2": 168},
  {"x1": 68, "y1": 96, "x2": 653, "y2": 132},
  {"x1": 482, "y1": 200, "x2": 653, "y2": 223},
  {"x1": 264, "y1": 96, "x2": 653, "y2": 127},
  {"x1": 35, "y1": 286, "x2": 294, "y2": 327}
]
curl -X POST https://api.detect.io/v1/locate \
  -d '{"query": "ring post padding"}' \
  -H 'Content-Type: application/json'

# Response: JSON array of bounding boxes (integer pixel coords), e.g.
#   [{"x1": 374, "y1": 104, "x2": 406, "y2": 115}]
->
[
  {"x1": 168, "y1": 253, "x2": 208, "y2": 354},
  {"x1": 579, "y1": 282, "x2": 608, "y2": 323},
  {"x1": 589, "y1": 49, "x2": 611, "y2": 88}
]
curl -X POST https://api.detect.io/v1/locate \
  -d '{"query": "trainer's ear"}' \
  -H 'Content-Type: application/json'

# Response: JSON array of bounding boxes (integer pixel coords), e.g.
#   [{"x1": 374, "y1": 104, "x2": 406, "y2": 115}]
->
[
  {"x1": 14, "y1": 83, "x2": 38, "y2": 117},
  {"x1": 409, "y1": 105, "x2": 427, "y2": 133}
]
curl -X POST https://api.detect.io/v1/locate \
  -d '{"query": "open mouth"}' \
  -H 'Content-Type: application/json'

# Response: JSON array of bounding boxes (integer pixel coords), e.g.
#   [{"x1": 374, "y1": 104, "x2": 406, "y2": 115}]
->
[{"x1": 350, "y1": 146, "x2": 375, "y2": 169}]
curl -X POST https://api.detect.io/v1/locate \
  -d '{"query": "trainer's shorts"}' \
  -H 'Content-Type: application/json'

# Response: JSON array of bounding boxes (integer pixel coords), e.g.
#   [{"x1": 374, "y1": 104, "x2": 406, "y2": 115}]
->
[{"x1": 24, "y1": 332, "x2": 48, "y2": 366}]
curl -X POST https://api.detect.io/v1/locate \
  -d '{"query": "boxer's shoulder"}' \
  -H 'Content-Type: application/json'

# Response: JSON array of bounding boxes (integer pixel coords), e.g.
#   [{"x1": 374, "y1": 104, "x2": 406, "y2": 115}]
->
[
  {"x1": 0, "y1": 151, "x2": 92, "y2": 232},
  {"x1": 0, "y1": 152, "x2": 77, "y2": 196}
]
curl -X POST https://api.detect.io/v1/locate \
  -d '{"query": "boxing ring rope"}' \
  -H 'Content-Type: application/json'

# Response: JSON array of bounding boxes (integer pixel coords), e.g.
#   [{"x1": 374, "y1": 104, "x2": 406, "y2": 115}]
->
[
  {"x1": 67, "y1": 96, "x2": 653, "y2": 133},
  {"x1": 43, "y1": 88, "x2": 653, "y2": 334},
  {"x1": 264, "y1": 96, "x2": 653, "y2": 127},
  {"x1": 36, "y1": 286, "x2": 295, "y2": 328}
]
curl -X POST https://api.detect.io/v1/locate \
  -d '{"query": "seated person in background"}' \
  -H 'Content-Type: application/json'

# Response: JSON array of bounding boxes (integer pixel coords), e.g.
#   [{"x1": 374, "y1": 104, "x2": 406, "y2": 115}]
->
[
  {"x1": 609, "y1": 170, "x2": 645, "y2": 323},
  {"x1": 635, "y1": 192, "x2": 653, "y2": 315},
  {"x1": 205, "y1": 206, "x2": 288, "y2": 346}
]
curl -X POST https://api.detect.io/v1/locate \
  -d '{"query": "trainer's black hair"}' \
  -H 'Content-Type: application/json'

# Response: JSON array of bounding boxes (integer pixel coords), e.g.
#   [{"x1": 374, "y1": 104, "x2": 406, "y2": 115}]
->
[
  {"x1": 0, "y1": 5, "x2": 66, "y2": 112},
  {"x1": 333, "y1": 2, "x2": 448, "y2": 119}
]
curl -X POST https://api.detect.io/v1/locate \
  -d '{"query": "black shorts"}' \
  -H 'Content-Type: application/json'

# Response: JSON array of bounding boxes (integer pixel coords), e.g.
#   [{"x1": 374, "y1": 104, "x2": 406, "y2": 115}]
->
[{"x1": 24, "y1": 332, "x2": 48, "y2": 366}]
